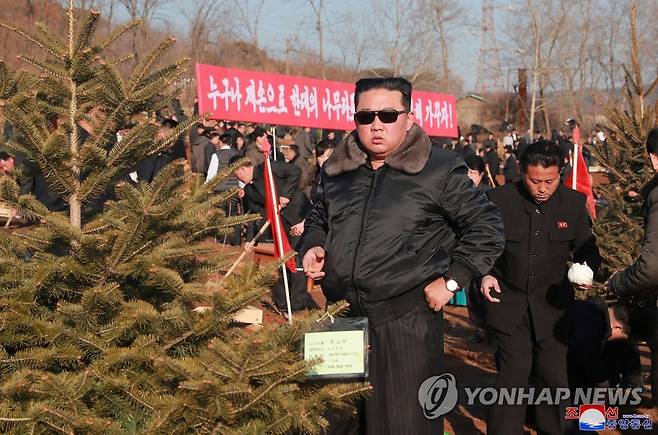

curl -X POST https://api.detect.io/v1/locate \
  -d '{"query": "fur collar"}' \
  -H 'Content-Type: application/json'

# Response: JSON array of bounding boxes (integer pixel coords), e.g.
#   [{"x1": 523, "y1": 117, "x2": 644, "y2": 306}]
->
[{"x1": 324, "y1": 124, "x2": 431, "y2": 176}]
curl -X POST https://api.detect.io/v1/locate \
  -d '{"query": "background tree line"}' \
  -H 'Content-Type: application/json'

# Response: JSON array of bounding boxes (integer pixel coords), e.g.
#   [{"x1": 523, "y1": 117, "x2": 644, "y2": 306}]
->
[{"x1": 1, "y1": 0, "x2": 657, "y2": 134}]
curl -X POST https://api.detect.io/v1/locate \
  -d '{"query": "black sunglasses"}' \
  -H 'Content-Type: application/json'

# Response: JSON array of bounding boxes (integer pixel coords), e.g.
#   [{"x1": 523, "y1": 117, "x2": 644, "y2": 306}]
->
[{"x1": 354, "y1": 109, "x2": 409, "y2": 124}]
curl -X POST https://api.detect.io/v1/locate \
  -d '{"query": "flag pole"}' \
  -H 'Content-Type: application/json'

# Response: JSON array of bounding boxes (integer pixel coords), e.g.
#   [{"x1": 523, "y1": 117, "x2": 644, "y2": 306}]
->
[
  {"x1": 271, "y1": 126, "x2": 277, "y2": 161},
  {"x1": 265, "y1": 154, "x2": 293, "y2": 323},
  {"x1": 571, "y1": 142, "x2": 578, "y2": 190},
  {"x1": 571, "y1": 123, "x2": 580, "y2": 190}
]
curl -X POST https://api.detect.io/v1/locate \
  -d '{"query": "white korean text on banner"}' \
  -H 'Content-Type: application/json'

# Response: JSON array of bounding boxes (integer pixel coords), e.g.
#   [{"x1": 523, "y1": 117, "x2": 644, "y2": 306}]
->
[{"x1": 195, "y1": 64, "x2": 458, "y2": 137}]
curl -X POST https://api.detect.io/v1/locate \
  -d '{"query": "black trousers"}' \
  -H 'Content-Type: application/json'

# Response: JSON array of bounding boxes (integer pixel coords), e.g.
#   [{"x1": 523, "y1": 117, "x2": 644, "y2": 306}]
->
[
  {"x1": 325, "y1": 303, "x2": 445, "y2": 435},
  {"x1": 488, "y1": 310, "x2": 569, "y2": 435},
  {"x1": 217, "y1": 197, "x2": 241, "y2": 246}
]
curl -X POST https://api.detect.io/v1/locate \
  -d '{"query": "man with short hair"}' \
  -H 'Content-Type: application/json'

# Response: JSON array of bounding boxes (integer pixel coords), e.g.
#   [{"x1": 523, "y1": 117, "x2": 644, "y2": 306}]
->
[
  {"x1": 190, "y1": 123, "x2": 210, "y2": 174},
  {"x1": 480, "y1": 140, "x2": 601, "y2": 435},
  {"x1": 294, "y1": 126, "x2": 314, "y2": 160},
  {"x1": 206, "y1": 133, "x2": 240, "y2": 244},
  {"x1": 280, "y1": 144, "x2": 312, "y2": 198},
  {"x1": 300, "y1": 77, "x2": 505, "y2": 434},
  {"x1": 206, "y1": 134, "x2": 238, "y2": 183},
  {"x1": 230, "y1": 154, "x2": 307, "y2": 245},
  {"x1": 484, "y1": 142, "x2": 500, "y2": 186},
  {"x1": 231, "y1": 154, "x2": 315, "y2": 313},
  {"x1": 502, "y1": 145, "x2": 519, "y2": 184},
  {"x1": 465, "y1": 154, "x2": 490, "y2": 192},
  {"x1": 245, "y1": 127, "x2": 267, "y2": 166}
]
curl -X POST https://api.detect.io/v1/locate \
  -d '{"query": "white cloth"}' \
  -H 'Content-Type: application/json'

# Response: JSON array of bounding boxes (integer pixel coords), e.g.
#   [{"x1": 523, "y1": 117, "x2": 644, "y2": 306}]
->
[{"x1": 205, "y1": 145, "x2": 231, "y2": 183}]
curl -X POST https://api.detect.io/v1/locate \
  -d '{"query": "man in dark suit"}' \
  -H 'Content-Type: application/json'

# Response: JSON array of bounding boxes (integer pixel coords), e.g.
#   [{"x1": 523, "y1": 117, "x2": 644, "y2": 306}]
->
[
  {"x1": 484, "y1": 142, "x2": 500, "y2": 186},
  {"x1": 230, "y1": 155, "x2": 309, "y2": 243},
  {"x1": 480, "y1": 140, "x2": 601, "y2": 435},
  {"x1": 230, "y1": 154, "x2": 315, "y2": 314}
]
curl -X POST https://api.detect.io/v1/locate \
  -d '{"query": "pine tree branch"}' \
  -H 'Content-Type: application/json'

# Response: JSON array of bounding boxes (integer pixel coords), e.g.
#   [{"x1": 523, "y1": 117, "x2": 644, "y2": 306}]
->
[
  {"x1": 201, "y1": 362, "x2": 231, "y2": 380},
  {"x1": 40, "y1": 407, "x2": 75, "y2": 434},
  {"x1": 338, "y1": 385, "x2": 373, "y2": 400},
  {"x1": 162, "y1": 330, "x2": 194, "y2": 353},
  {"x1": 97, "y1": 19, "x2": 142, "y2": 51},
  {"x1": 34, "y1": 23, "x2": 67, "y2": 58},
  {"x1": 0, "y1": 23, "x2": 66, "y2": 59},
  {"x1": 124, "y1": 389, "x2": 154, "y2": 411},
  {"x1": 16, "y1": 56, "x2": 68, "y2": 79},
  {"x1": 246, "y1": 349, "x2": 290, "y2": 373},
  {"x1": 212, "y1": 349, "x2": 242, "y2": 374},
  {"x1": 73, "y1": 10, "x2": 101, "y2": 56},
  {"x1": 127, "y1": 37, "x2": 176, "y2": 94},
  {"x1": 230, "y1": 365, "x2": 308, "y2": 416},
  {"x1": 0, "y1": 61, "x2": 19, "y2": 99},
  {"x1": 113, "y1": 53, "x2": 134, "y2": 67}
]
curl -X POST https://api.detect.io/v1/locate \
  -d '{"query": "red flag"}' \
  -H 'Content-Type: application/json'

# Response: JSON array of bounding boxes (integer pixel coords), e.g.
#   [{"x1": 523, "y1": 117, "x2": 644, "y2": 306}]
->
[
  {"x1": 564, "y1": 125, "x2": 597, "y2": 219},
  {"x1": 263, "y1": 157, "x2": 296, "y2": 272}
]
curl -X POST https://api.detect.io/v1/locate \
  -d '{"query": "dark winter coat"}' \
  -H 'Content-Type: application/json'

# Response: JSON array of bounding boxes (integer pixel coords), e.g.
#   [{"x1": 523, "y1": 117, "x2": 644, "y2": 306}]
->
[
  {"x1": 191, "y1": 134, "x2": 209, "y2": 174},
  {"x1": 503, "y1": 154, "x2": 519, "y2": 183},
  {"x1": 243, "y1": 160, "x2": 309, "y2": 229},
  {"x1": 485, "y1": 149, "x2": 500, "y2": 175},
  {"x1": 609, "y1": 175, "x2": 658, "y2": 296},
  {"x1": 483, "y1": 182, "x2": 601, "y2": 340},
  {"x1": 299, "y1": 124, "x2": 505, "y2": 327}
]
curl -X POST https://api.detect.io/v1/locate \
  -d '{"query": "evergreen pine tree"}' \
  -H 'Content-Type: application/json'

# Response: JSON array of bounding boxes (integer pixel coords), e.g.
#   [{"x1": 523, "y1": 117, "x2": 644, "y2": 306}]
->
[
  {"x1": 0, "y1": 2, "x2": 366, "y2": 433},
  {"x1": 591, "y1": 3, "x2": 658, "y2": 305}
]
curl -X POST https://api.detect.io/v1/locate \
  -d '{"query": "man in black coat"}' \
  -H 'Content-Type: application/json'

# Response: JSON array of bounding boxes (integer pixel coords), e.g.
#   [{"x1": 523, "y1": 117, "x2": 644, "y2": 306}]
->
[
  {"x1": 231, "y1": 155, "x2": 308, "y2": 242},
  {"x1": 300, "y1": 77, "x2": 505, "y2": 434},
  {"x1": 136, "y1": 119, "x2": 179, "y2": 183},
  {"x1": 484, "y1": 142, "x2": 500, "y2": 186},
  {"x1": 607, "y1": 127, "x2": 658, "y2": 406},
  {"x1": 480, "y1": 140, "x2": 601, "y2": 435},
  {"x1": 231, "y1": 154, "x2": 314, "y2": 313}
]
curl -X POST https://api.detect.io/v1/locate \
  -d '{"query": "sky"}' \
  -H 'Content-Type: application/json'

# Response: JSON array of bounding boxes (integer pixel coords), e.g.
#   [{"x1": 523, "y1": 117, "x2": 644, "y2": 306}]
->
[{"x1": 111, "y1": 0, "x2": 513, "y2": 92}]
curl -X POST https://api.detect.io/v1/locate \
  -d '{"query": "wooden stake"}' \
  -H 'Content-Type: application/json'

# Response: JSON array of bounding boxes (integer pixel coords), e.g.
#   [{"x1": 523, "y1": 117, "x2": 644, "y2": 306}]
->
[
  {"x1": 485, "y1": 165, "x2": 496, "y2": 187},
  {"x1": 220, "y1": 220, "x2": 271, "y2": 284}
]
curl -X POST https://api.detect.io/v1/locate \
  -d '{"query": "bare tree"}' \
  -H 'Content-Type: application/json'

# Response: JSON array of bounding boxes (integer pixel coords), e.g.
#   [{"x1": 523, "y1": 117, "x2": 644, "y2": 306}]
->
[
  {"x1": 369, "y1": 0, "x2": 436, "y2": 83},
  {"x1": 331, "y1": 9, "x2": 373, "y2": 73},
  {"x1": 419, "y1": 0, "x2": 465, "y2": 84},
  {"x1": 507, "y1": 0, "x2": 571, "y2": 135},
  {"x1": 181, "y1": 0, "x2": 230, "y2": 65},
  {"x1": 231, "y1": 0, "x2": 265, "y2": 50},
  {"x1": 118, "y1": 0, "x2": 170, "y2": 62},
  {"x1": 307, "y1": 0, "x2": 325, "y2": 79},
  {"x1": 72, "y1": 0, "x2": 102, "y2": 9}
]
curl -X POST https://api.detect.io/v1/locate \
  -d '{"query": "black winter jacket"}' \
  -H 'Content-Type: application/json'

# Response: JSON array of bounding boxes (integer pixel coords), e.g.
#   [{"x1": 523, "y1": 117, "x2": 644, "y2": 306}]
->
[
  {"x1": 610, "y1": 175, "x2": 658, "y2": 297},
  {"x1": 243, "y1": 160, "x2": 309, "y2": 229},
  {"x1": 299, "y1": 125, "x2": 505, "y2": 326}
]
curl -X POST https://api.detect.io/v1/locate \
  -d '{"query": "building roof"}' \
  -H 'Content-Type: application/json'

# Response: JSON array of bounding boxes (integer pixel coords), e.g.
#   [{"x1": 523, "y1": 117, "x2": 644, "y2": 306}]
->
[{"x1": 457, "y1": 93, "x2": 486, "y2": 102}]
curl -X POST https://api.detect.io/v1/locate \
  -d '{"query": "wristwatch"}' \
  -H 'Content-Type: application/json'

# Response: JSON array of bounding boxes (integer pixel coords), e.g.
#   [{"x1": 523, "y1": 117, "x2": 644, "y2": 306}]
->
[{"x1": 445, "y1": 277, "x2": 460, "y2": 293}]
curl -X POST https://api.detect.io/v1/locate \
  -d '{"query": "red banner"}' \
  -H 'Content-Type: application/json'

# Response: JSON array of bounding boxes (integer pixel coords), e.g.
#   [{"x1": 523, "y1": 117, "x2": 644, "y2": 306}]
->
[{"x1": 195, "y1": 64, "x2": 458, "y2": 137}]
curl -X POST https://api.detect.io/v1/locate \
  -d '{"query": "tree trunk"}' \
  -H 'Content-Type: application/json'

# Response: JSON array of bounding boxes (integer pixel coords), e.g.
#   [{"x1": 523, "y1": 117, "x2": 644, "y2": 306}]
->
[
  {"x1": 529, "y1": 10, "x2": 541, "y2": 137},
  {"x1": 68, "y1": 1, "x2": 81, "y2": 230}
]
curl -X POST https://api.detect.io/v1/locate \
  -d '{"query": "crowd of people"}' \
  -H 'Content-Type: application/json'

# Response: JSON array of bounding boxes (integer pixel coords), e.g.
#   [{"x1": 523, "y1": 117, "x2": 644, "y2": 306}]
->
[{"x1": 1, "y1": 79, "x2": 656, "y2": 435}]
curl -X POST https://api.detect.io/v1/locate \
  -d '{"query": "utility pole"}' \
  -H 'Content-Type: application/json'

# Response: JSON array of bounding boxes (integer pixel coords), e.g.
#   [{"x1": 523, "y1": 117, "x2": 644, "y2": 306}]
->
[{"x1": 475, "y1": 0, "x2": 503, "y2": 93}]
